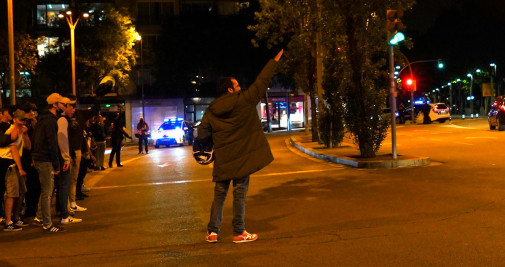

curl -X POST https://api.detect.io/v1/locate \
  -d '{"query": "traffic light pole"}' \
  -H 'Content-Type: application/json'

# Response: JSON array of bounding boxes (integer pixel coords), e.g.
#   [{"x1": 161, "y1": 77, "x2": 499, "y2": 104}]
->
[{"x1": 389, "y1": 45, "x2": 397, "y2": 159}]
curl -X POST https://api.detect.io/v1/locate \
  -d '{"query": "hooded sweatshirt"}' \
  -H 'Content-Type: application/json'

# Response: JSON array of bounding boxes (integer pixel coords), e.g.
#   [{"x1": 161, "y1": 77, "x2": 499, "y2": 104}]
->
[
  {"x1": 200, "y1": 59, "x2": 277, "y2": 182},
  {"x1": 32, "y1": 110, "x2": 61, "y2": 171}
]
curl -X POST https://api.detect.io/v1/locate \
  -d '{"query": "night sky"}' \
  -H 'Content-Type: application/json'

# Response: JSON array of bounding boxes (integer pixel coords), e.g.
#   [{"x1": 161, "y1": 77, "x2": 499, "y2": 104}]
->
[{"x1": 403, "y1": 0, "x2": 505, "y2": 95}]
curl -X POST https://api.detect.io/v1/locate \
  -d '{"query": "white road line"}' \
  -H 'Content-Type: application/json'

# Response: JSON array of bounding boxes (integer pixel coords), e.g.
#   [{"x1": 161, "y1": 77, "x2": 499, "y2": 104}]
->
[
  {"x1": 92, "y1": 168, "x2": 343, "y2": 190},
  {"x1": 454, "y1": 142, "x2": 473, "y2": 146},
  {"x1": 441, "y1": 124, "x2": 476, "y2": 129}
]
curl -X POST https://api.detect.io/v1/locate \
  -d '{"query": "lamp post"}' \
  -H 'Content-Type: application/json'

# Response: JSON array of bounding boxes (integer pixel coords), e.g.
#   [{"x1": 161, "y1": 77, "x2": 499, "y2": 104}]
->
[
  {"x1": 467, "y1": 73, "x2": 474, "y2": 117},
  {"x1": 447, "y1": 82, "x2": 453, "y2": 113},
  {"x1": 7, "y1": 0, "x2": 15, "y2": 105},
  {"x1": 490, "y1": 63, "x2": 497, "y2": 97},
  {"x1": 59, "y1": 10, "x2": 88, "y2": 96},
  {"x1": 136, "y1": 35, "x2": 144, "y2": 118}
]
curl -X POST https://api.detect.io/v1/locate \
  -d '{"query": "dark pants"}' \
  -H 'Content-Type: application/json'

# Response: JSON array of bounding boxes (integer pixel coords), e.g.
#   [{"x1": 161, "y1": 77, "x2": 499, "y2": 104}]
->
[
  {"x1": 77, "y1": 156, "x2": 90, "y2": 195},
  {"x1": 24, "y1": 165, "x2": 40, "y2": 217},
  {"x1": 138, "y1": 135, "x2": 148, "y2": 153},
  {"x1": 54, "y1": 169, "x2": 70, "y2": 219},
  {"x1": 207, "y1": 176, "x2": 249, "y2": 236},
  {"x1": 109, "y1": 138, "x2": 122, "y2": 166}
]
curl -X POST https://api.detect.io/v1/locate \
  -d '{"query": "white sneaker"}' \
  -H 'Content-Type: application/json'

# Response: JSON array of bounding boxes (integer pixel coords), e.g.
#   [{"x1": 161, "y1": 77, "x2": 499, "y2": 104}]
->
[
  {"x1": 70, "y1": 205, "x2": 87, "y2": 212},
  {"x1": 61, "y1": 216, "x2": 83, "y2": 224},
  {"x1": 81, "y1": 184, "x2": 91, "y2": 192}
]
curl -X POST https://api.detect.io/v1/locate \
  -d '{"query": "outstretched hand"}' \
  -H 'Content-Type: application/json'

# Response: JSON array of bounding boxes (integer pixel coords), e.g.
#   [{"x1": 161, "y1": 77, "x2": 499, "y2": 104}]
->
[{"x1": 274, "y1": 49, "x2": 283, "y2": 62}]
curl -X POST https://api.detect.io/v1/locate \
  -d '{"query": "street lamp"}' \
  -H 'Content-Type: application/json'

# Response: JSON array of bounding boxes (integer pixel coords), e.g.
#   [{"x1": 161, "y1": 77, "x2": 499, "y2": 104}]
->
[
  {"x1": 467, "y1": 73, "x2": 474, "y2": 117},
  {"x1": 59, "y1": 10, "x2": 88, "y2": 96}
]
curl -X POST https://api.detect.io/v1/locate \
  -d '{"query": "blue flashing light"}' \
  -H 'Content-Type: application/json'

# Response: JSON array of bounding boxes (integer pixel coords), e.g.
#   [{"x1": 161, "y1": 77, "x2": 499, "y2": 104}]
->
[{"x1": 414, "y1": 100, "x2": 425, "y2": 105}]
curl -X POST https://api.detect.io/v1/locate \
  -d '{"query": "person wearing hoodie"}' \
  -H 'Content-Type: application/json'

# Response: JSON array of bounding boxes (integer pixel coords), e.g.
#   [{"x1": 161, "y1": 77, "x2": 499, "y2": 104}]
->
[
  {"x1": 31, "y1": 93, "x2": 64, "y2": 232},
  {"x1": 198, "y1": 50, "x2": 283, "y2": 243}
]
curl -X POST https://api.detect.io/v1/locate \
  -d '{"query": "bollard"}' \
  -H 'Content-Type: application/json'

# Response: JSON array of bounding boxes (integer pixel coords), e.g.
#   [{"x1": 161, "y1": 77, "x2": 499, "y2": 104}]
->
[{"x1": 462, "y1": 114, "x2": 465, "y2": 120}]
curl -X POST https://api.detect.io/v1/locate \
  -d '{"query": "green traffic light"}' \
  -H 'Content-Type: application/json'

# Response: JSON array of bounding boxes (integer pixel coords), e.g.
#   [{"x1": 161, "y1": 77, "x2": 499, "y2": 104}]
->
[
  {"x1": 438, "y1": 63, "x2": 444, "y2": 69},
  {"x1": 389, "y1": 32, "x2": 405, "y2": 45}
]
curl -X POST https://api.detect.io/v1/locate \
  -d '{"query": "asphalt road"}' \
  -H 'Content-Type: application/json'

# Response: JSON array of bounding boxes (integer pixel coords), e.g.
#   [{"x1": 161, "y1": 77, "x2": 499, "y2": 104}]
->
[{"x1": 2, "y1": 118, "x2": 505, "y2": 266}]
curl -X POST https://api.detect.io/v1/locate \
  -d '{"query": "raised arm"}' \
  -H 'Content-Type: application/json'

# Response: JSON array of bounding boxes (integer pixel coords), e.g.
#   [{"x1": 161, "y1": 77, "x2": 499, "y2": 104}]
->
[{"x1": 241, "y1": 50, "x2": 283, "y2": 105}]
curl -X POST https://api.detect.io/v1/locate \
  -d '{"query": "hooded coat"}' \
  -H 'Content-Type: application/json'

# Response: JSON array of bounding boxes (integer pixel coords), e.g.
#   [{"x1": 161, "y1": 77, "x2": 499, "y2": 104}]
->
[{"x1": 200, "y1": 59, "x2": 277, "y2": 182}]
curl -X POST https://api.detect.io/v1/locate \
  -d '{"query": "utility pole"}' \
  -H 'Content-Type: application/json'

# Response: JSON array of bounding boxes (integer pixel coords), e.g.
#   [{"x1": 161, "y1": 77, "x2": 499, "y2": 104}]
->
[{"x1": 7, "y1": 0, "x2": 15, "y2": 105}]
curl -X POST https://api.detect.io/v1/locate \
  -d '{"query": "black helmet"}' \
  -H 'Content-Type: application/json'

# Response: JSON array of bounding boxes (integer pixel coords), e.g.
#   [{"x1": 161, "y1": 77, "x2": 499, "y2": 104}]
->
[
  {"x1": 193, "y1": 150, "x2": 214, "y2": 165},
  {"x1": 193, "y1": 136, "x2": 214, "y2": 165}
]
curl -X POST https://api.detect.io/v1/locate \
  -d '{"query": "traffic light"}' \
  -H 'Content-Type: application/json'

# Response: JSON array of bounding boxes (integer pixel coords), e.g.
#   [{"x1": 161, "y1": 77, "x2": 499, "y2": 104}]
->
[
  {"x1": 437, "y1": 59, "x2": 444, "y2": 69},
  {"x1": 405, "y1": 78, "x2": 416, "y2": 91},
  {"x1": 387, "y1": 9, "x2": 405, "y2": 45}
]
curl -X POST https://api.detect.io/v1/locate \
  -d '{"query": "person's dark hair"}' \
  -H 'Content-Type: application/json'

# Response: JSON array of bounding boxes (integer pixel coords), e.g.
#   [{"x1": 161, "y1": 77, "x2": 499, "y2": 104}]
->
[
  {"x1": 66, "y1": 94, "x2": 77, "y2": 102},
  {"x1": 217, "y1": 77, "x2": 236, "y2": 96},
  {"x1": 21, "y1": 102, "x2": 36, "y2": 113},
  {"x1": 0, "y1": 106, "x2": 9, "y2": 114},
  {"x1": 8, "y1": 105, "x2": 19, "y2": 117}
]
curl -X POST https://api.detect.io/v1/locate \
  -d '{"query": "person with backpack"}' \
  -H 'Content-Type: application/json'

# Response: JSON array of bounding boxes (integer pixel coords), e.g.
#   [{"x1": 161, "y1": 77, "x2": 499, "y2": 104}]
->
[
  {"x1": 197, "y1": 50, "x2": 283, "y2": 243},
  {"x1": 136, "y1": 117, "x2": 149, "y2": 154}
]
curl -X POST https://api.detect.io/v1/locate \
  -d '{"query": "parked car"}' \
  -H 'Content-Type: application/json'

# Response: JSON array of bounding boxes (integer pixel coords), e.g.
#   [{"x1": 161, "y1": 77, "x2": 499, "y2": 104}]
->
[
  {"x1": 488, "y1": 96, "x2": 505, "y2": 130},
  {"x1": 152, "y1": 118, "x2": 192, "y2": 148}
]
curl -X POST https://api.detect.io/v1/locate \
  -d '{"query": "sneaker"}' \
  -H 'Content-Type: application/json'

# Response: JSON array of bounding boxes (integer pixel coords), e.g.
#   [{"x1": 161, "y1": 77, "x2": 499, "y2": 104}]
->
[
  {"x1": 206, "y1": 232, "x2": 218, "y2": 243},
  {"x1": 100, "y1": 167, "x2": 106, "y2": 171},
  {"x1": 43, "y1": 224, "x2": 65, "y2": 233},
  {"x1": 32, "y1": 217, "x2": 43, "y2": 227},
  {"x1": 81, "y1": 185, "x2": 91, "y2": 192},
  {"x1": 61, "y1": 216, "x2": 82, "y2": 224},
  {"x1": 70, "y1": 205, "x2": 87, "y2": 212},
  {"x1": 4, "y1": 222, "x2": 22, "y2": 232},
  {"x1": 232, "y1": 231, "x2": 258, "y2": 243},
  {"x1": 13, "y1": 219, "x2": 29, "y2": 227}
]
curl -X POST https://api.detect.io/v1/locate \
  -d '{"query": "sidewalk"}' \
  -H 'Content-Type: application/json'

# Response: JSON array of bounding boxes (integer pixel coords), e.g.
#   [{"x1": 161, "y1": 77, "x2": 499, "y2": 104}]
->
[{"x1": 289, "y1": 133, "x2": 430, "y2": 168}]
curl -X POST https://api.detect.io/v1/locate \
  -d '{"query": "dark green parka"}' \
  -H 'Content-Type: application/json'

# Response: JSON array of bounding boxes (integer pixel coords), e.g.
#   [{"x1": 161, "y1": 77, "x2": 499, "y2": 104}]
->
[{"x1": 200, "y1": 59, "x2": 277, "y2": 182}]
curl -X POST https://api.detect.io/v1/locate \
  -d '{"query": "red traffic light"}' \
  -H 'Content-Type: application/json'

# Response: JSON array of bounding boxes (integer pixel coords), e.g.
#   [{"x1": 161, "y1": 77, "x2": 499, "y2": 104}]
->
[{"x1": 405, "y1": 78, "x2": 416, "y2": 91}]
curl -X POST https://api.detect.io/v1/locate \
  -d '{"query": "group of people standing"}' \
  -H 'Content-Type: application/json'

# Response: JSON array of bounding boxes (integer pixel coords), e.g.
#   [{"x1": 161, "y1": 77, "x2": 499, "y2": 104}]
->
[{"x1": 0, "y1": 93, "x2": 117, "y2": 233}]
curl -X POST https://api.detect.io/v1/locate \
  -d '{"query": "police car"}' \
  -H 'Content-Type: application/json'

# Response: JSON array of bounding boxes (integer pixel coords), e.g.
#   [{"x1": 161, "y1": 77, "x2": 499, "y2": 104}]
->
[{"x1": 152, "y1": 118, "x2": 191, "y2": 148}]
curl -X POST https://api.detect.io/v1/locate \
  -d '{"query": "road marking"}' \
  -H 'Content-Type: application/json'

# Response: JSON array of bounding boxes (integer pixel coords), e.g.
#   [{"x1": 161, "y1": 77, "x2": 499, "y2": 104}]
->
[
  {"x1": 157, "y1": 162, "x2": 171, "y2": 167},
  {"x1": 441, "y1": 124, "x2": 476, "y2": 129},
  {"x1": 92, "y1": 168, "x2": 343, "y2": 190},
  {"x1": 453, "y1": 142, "x2": 473, "y2": 146},
  {"x1": 465, "y1": 136, "x2": 497, "y2": 140}
]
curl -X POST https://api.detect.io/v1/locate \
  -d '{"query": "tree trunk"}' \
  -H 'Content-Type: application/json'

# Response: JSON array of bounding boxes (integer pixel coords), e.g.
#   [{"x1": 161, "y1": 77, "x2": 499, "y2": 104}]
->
[
  {"x1": 310, "y1": 91, "x2": 318, "y2": 142},
  {"x1": 359, "y1": 138, "x2": 375, "y2": 158},
  {"x1": 304, "y1": 94, "x2": 309, "y2": 135}
]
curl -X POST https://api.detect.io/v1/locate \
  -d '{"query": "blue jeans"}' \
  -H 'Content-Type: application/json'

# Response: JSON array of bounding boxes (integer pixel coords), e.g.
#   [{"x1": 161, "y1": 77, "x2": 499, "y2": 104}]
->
[
  {"x1": 34, "y1": 161, "x2": 54, "y2": 228},
  {"x1": 207, "y1": 176, "x2": 249, "y2": 236},
  {"x1": 55, "y1": 167, "x2": 70, "y2": 219}
]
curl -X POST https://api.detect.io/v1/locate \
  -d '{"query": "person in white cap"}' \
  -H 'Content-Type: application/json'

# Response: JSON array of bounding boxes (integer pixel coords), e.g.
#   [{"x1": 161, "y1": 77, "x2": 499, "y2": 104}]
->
[
  {"x1": 55, "y1": 96, "x2": 82, "y2": 225},
  {"x1": 32, "y1": 93, "x2": 65, "y2": 232}
]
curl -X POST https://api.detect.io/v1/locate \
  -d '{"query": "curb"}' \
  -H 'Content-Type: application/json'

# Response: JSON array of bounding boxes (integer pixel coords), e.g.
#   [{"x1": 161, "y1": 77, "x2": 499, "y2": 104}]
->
[{"x1": 289, "y1": 137, "x2": 430, "y2": 169}]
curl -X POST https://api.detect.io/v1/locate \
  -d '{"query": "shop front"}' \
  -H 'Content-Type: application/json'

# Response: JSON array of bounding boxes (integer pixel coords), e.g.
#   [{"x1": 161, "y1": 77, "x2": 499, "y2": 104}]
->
[{"x1": 261, "y1": 94, "x2": 305, "y2": 131}]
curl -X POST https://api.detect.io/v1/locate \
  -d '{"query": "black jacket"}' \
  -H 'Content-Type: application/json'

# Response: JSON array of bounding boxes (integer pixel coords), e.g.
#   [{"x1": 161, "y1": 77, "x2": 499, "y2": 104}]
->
[
  {"x1": 32, "y1": 110, "x2": 60, "y2": 171},
  {"x1": 199, "y1": 59, "x2": 277, "y2": 181}
]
